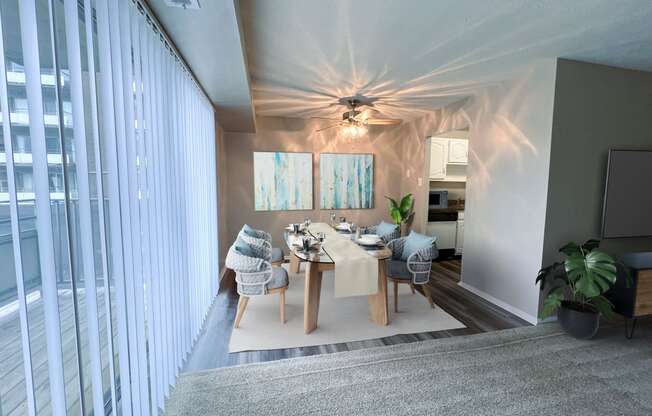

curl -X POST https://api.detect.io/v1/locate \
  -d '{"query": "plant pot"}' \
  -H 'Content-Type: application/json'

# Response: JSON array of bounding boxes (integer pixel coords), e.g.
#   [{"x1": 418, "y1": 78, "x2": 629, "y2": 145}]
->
[{"x1": 557, "y1": 301, "x2": 600, "y2": 339}]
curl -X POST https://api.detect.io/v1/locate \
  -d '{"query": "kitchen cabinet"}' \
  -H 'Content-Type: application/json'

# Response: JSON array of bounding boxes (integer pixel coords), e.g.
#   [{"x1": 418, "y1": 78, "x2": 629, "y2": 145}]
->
[
  {"x1": 426, "y1": 221, "x2": 457, "y2": 249},
  {"x1": 448, "y1": 139, "x2": 469, "y2": 165},
  {"x1": 429, "y1": 138, "x2": 448, "y2": 180}
]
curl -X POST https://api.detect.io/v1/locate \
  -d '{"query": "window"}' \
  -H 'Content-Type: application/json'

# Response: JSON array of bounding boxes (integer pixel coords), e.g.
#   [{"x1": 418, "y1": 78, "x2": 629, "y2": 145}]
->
[{"x1": 0, "y1": 0, "x2": 218, "y2": 414}]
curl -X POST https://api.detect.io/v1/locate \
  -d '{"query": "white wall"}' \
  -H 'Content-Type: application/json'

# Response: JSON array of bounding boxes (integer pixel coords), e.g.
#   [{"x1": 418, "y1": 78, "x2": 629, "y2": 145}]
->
[{"x1": 459, "y1": 60, "x2": 558, "y2": 323}]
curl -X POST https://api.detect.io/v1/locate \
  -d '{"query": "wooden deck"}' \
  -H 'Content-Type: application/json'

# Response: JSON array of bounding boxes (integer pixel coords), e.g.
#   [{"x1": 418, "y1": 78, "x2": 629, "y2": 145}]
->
[
  {"x1": 0, "y1": 288, "x2": 114, "y2": 415},
  {"x1": 183, "y1": 259, "x2": 530, "y2": 373}
]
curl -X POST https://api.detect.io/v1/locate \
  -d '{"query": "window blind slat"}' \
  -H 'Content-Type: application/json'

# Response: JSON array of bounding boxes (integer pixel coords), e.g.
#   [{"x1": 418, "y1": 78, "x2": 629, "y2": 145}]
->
[
  {"x1": 62, "y1": 0, "x2": 105, "y2": 413},
  {"x1": 96, "y1": 0, "x2": 134, "y2": 413},
  {"x1": 0, "y1": 12, "x2": 37, "y2": 416},
  {"x1": 82, "y1": 0, "x2": 118, "y2": 411},
  {"x1": 17, "y1": 1, "x2": 68, "y2": 413}
]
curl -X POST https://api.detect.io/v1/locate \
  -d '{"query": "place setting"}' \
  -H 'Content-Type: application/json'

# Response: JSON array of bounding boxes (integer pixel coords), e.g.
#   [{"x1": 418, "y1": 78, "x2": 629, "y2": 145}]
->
[{"x1": 354, "y1": 233, "x2": 385, "y2": 250}]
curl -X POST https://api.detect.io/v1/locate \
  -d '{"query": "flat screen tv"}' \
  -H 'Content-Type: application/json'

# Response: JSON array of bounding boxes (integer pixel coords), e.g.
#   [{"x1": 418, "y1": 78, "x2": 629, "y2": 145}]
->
[{"x1": 602, "y1": 149, "x2": 652, "y2": 238}]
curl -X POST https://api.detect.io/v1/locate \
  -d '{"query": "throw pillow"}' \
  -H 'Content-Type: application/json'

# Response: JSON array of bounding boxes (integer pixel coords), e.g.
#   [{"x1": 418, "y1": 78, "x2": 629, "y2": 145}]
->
[
  {"x1": 401, "y1": 230, "x2": 436, "y2": 261},
  {"x1": 377, "y1": 221, "x2": 398, "y2": 237}
]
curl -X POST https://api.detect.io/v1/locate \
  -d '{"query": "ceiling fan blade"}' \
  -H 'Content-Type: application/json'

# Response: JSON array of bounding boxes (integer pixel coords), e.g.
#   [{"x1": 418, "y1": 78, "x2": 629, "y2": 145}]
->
[
  {"x1": 316, "y1": 124, "x2": 341, "y2": 132},
  {"x1": 311, "y1": 116, "x2": 341, "y2": 121},
  {"x1": 365, "y1": 118, "x2": 403, "y2": 126}
]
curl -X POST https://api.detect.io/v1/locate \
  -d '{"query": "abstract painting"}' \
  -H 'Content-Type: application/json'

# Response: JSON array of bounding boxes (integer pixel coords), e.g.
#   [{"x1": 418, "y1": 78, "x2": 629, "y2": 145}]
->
[
  {"x1": 253, "y1": 152, "x2": 313, "y2": 211},
  {"x1": 320, "y1": 153, "x2": 374, "y2": 209}
]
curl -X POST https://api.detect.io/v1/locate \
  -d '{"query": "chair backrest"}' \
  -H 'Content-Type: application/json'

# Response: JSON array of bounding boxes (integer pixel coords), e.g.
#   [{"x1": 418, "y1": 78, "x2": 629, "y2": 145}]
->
[
  {"x1": 407, "y1": 241, "x2": 438, "y2": 284},
  {"x1": 225, "y1": 245, "x2": 272, "y2": 296}
]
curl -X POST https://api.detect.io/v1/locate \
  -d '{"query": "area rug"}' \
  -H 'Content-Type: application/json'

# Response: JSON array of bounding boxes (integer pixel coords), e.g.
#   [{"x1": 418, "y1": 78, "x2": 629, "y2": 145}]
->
[
  {"x1": 228, "y1": 265, "x2": 465, "y2": 352},
  {"x1": 167, "y1": 323, "x2": 652, "y2": 415}
]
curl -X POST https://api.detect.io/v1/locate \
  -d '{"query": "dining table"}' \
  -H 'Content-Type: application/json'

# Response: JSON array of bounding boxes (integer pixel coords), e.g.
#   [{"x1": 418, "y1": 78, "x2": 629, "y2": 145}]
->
[{"x1": 284, "y1": 222, "x2": 392, "y2": 334}]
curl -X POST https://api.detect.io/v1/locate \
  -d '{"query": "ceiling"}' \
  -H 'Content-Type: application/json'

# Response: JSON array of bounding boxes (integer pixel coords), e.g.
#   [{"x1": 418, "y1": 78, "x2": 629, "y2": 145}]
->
[
  {"x1": 147, "y1": 0, "x2": 256, "y2": 132},
  {"x1": 240, "y1": 0, "x2": 652, "y2": 122},
  {"x1": 149, "y1": 0, "x2": 652, "y2": 131}
]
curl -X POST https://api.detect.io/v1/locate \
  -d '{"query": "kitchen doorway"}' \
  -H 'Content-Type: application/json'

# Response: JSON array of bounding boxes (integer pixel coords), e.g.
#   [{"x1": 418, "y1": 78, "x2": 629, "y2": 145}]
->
[{"x1": 422, "y1": 130, "x2": 469, "y2": 267}]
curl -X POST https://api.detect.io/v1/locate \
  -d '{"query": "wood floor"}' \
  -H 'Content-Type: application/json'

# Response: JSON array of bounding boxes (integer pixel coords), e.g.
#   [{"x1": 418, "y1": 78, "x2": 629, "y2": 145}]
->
[{"x1": 182, "y1": 259, "x2": 530, "y2": 373}]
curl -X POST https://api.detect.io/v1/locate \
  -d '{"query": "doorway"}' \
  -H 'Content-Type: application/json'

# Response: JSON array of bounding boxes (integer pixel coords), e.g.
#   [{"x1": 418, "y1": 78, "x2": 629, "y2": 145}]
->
[{"x1": 422, "y1": 130, "x2": 469, "y2": 269}]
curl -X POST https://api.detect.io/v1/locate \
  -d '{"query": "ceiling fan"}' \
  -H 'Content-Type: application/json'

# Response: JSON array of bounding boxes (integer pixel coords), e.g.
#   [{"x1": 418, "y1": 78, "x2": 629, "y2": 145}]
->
[{"x1": 313, "y1": 97, "x2": 402, "y2": 133}]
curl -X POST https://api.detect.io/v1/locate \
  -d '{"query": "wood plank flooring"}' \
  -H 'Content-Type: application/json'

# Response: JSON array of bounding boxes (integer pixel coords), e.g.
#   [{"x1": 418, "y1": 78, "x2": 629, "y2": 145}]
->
[
  {"x1": 183, "y1": 259, "x2": 530, "y2": 373},
  {"x1": 0, "y1": 289, "x2": 114, "y2": 416}
]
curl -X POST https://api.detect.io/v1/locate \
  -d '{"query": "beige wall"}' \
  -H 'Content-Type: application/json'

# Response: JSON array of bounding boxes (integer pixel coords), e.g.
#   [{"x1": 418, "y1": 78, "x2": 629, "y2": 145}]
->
[
  {"x1": 221, "y1": 117, "x2": 405, "y2": 253},
  {"x1": 543, "y1": 59, "x2": 652, "y2": 264},
  {"x1": 216, "y1": 122, "x2": 230, "y2": 264}
]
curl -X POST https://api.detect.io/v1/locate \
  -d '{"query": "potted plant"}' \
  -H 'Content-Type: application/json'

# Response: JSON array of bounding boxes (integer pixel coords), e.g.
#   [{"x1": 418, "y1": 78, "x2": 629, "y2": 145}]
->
[
  {"x1": 536, "y1": 239, "x2": 625, "y2": 339},
  {"x1": 385, "y1": 193, "x2": 414, "y2": 236}
]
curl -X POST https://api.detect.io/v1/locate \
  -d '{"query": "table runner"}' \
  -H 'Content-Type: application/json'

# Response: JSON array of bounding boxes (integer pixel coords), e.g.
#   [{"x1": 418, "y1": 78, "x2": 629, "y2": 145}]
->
[{"x1": 309, "y1": 223, "x2": 379, "y2": 297}]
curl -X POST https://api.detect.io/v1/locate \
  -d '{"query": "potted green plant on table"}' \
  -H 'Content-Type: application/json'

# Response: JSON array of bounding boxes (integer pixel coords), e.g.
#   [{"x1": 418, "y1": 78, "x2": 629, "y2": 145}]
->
[
  {"x1": 385, "y1": 193, "x2": 414, "y2": 236},
  {"x1": 536, "y1": 239, "x2": 623, "y2": 339}
]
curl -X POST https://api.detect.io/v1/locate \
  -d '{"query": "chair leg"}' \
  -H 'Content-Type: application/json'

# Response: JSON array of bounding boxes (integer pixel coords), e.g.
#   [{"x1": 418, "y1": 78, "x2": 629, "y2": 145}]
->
[
  {"x1": 422, "y1": 284, "x2": 435, "y2": 309},
  {"x1": 234, "y1": 296, "x2": 249, "y2": 328},
  {"x1": 409, "y1": 283, "x2": 415, "y2": 295},
  {"x1": 393, "y1": 280, "x2": 399, "y2": 313},
  {"x1": 280, "y1": 288, "x2": 286, "y2": 324}
]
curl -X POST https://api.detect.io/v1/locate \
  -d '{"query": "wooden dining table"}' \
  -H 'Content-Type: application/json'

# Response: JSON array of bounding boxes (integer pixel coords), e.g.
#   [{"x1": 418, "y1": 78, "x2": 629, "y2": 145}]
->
[{"x1": 285, "y1": 224, "x2": 392, "y2": 334}]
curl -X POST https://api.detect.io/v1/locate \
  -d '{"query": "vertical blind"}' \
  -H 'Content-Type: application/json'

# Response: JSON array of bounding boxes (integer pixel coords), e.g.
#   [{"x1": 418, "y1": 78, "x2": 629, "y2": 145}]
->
[{"x1": 0, "y1": 0, "x2": 219, "y2": 414}]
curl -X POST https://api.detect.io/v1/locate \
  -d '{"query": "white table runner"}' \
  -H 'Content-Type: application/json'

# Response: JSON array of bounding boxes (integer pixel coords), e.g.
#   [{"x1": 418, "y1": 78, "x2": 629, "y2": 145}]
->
[{"x1": 309, "y1": 223, "x2": 379, "y2": 297}]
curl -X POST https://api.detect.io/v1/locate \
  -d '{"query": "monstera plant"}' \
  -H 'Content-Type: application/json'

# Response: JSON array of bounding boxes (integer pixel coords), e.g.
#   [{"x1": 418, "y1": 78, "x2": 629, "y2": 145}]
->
[
  {"x1": 385, "y1": 194, "x2": 414, "y2": 235},
  {"x1": 536, "y1": 239, "x2": 624, "y2": 339}
]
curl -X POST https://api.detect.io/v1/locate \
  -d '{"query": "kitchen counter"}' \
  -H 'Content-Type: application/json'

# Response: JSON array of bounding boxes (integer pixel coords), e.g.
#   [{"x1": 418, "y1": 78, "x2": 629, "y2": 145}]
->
[{"x1": 428, "y1": 201, "x2": 465, "y2": 222}]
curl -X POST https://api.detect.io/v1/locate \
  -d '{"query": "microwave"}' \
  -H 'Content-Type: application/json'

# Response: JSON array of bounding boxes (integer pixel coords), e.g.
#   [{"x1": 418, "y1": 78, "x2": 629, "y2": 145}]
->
[{"x1": 429, "y1": 190, "x2": 448, "y2": 209}]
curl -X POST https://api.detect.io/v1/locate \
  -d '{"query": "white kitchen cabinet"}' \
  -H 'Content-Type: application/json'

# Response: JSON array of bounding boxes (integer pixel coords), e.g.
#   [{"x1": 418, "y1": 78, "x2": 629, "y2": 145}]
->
[
  {"x1": 429, "y1": 138, "x2": 448, "y2": 179},
  {"x1": 426, "y1": 221, "x2": 457, "y2": 250},
  {"x1": 455, "y1": 219, "x2": 464, "y2": 254},
  {"x1": 448, "y1": 139, "x2": 469, "y2": 165}
]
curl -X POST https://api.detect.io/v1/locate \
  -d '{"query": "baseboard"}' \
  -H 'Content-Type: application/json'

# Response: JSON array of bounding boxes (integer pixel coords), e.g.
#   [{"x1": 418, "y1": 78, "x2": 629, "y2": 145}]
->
[{"x1": 457, "y1": 282, "x2": 538, "y2": 325}]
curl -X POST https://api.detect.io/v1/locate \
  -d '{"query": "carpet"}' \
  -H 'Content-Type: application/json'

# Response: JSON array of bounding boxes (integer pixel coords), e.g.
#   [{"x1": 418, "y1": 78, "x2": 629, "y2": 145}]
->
[
  {"x1": 228, "y1": 264, "x2": 465, "y2": 352},
  {"x1": 166, "y1": 323, "x2": 652, "y2": 415}
]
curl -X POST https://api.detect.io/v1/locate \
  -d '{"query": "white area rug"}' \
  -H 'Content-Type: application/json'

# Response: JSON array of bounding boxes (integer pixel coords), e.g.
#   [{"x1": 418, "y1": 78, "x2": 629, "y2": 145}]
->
[{"x1": 229, "y1": 264, "x2": 465, "y2": 352}]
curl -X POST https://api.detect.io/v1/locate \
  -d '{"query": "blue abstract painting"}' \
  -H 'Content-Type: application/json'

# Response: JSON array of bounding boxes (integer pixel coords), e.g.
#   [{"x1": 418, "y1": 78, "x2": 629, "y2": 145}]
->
[
  {"x1": 320, "y1": 153, "x2": 374, "y2": 209},
  {"x1": 254, "y1": 152, "x2": 313, "y2": 211}
]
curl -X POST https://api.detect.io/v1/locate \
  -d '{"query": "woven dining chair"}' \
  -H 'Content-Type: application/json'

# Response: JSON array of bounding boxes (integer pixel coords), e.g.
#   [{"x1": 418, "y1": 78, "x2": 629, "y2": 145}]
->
[
  {"x1": 386, "y1": 237, "x2": 439, "y2": 312},
  {"x1": 225, "y1": 243, "x2": 289, "y2": 327}
]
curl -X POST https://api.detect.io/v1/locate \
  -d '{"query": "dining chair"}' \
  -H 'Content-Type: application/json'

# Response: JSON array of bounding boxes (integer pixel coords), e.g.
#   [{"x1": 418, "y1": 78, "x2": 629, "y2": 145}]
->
[
  {"x1": 241, "y1": 224, "x2": 284, "y2": 266},
  {"x1": 386, "y1": 236, "x2": 438, "y2": 312},
  {"x1": 365, "y1": 221, "x2": 401, "y2": 243},
  {"x1": 225, "y1": 242, "x2": 289, "y2": 328}
]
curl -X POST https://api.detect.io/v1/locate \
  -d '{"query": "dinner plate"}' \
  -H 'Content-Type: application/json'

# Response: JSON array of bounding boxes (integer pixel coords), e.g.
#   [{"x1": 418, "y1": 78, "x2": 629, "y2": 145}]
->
[
  {"x1": 335, "y1": 223, "x2": 350, "y2": 231},
  {"x1": 357, "y1": 237, "x2": 381, "y2": 246}
]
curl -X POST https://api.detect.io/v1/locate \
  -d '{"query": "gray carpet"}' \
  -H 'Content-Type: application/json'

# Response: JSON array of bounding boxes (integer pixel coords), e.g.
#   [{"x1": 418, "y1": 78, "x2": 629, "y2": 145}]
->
[{"x1": 165, "y1": 323, "x2": 652, "y2": 415}]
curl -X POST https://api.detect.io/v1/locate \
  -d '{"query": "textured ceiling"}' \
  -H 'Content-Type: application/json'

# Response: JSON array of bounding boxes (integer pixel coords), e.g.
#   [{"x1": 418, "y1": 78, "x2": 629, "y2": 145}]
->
[{"x1": 240, "y1": 0, "x2": 652, "y2": 122}]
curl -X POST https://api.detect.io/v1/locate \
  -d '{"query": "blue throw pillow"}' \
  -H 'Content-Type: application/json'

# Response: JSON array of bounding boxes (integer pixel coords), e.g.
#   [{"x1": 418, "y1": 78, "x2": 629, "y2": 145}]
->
[
  {"x1": 242, "y1": 224, "x2": 256, "y2": 238},
  {"x1": 234, "y1": 237, "x2": 257, "y2": 258},
  {"x1": 401, "y1": 231, "x2": 436, "y2": 261},
  {"x1": 377, "y1": 221, "x2": 397, "y2": 237}
]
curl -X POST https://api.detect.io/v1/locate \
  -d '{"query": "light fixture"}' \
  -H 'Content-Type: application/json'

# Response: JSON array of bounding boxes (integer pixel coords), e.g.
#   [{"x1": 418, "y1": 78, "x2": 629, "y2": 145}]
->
[{"x1": 343, "y1": 122, "x2": 367, "y2": 138}]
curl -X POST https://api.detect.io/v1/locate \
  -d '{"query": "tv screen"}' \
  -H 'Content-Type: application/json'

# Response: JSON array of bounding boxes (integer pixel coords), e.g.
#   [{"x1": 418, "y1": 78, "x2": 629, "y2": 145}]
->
[{"x1": 602, "y1": 149, "x2": 652, "y2": 238}]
